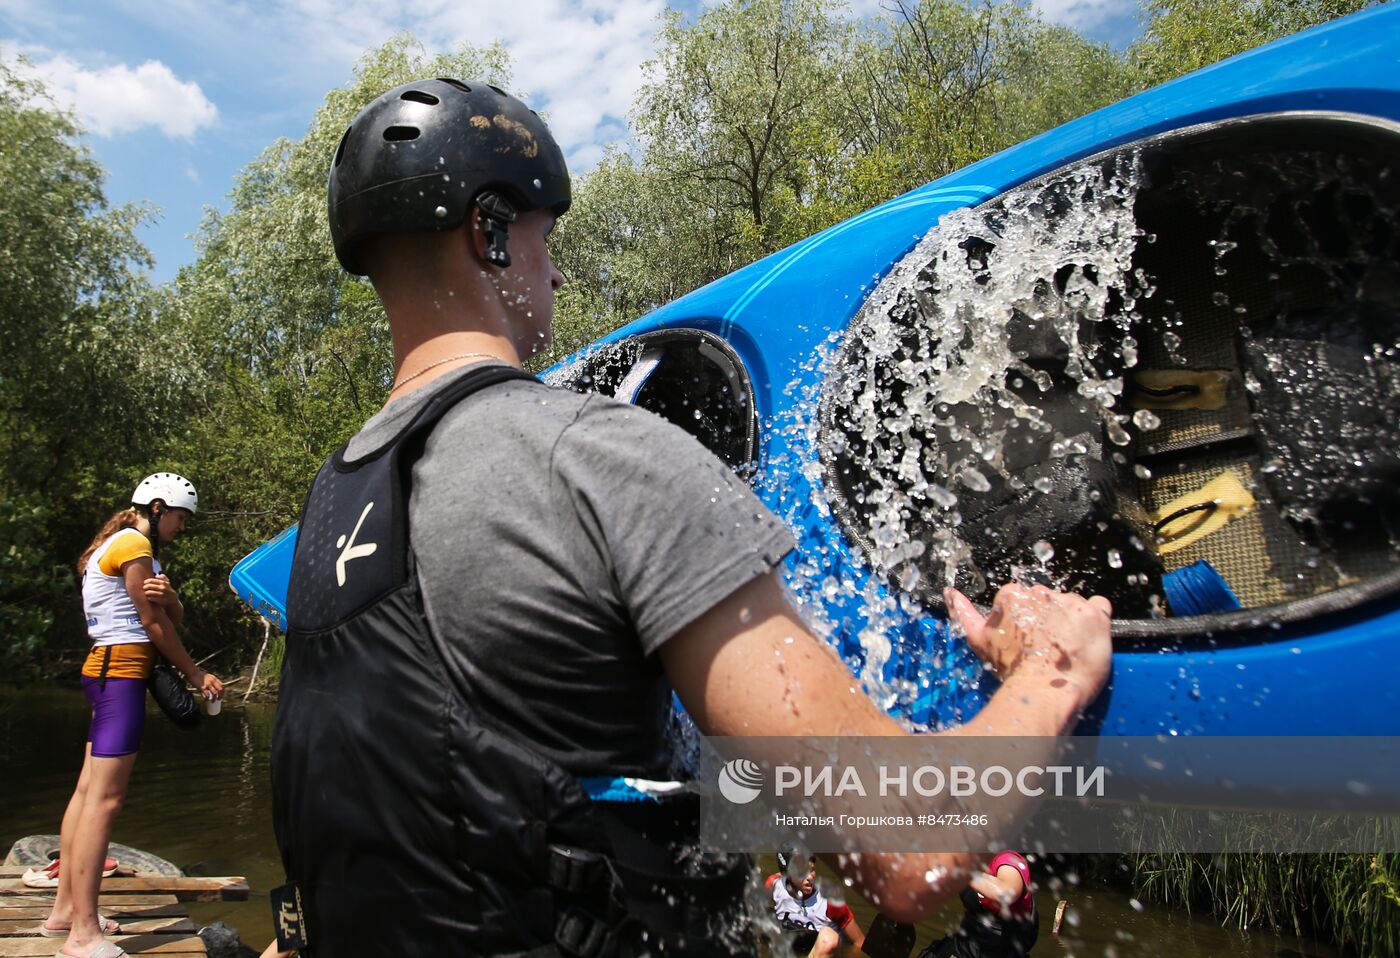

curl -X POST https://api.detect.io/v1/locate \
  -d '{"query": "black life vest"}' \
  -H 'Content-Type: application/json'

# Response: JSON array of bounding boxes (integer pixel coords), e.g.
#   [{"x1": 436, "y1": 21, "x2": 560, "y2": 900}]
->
[{"x1": 271, "y1": 365, "x2": 750, "y2": 957}]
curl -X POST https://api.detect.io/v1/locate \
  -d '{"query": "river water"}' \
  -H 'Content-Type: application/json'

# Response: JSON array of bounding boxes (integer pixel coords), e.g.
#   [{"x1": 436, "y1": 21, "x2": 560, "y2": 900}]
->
[{"x1": 0, "y1": 687, "x2": 1341, "y2": 957}]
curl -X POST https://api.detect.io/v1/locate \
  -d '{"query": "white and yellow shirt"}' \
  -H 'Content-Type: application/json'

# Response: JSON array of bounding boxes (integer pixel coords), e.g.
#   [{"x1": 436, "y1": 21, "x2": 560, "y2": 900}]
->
[{"x1": 80, "y1": 528, "x2": 160, "y2": 679}]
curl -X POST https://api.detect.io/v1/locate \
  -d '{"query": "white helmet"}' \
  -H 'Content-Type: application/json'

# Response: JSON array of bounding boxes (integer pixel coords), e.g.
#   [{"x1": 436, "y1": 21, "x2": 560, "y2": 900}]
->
[{"x1": 132, "y1": 473, "x2": 198, "y2": 514}]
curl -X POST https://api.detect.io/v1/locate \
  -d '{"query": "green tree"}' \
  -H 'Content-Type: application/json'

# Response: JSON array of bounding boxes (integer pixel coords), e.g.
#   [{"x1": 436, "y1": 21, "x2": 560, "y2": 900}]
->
[
  {"x1": 543, "y1": 147, "x2": 737, "y2": 369},
  {"x1": 634, "y1": 0, "x2": 846, "y2": 262},
  {"x1": 1132, "y1": 0, "x2": 1380, "y2": 85},
  {"x1": 552, "y1": 0, "x2": 1136, "y2": 349},
  {"x1": 0, "y1": 62, "x2": 177, "y2": 675},
  {"x1": 820, "y1": 1, "x2": 1132, "y2": 213}
]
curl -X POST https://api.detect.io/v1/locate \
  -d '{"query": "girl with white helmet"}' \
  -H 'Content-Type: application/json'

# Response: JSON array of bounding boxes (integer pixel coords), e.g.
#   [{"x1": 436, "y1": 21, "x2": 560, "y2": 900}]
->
[{"x1": 39, "y1": 473, "x2": 223, "y2": 958}]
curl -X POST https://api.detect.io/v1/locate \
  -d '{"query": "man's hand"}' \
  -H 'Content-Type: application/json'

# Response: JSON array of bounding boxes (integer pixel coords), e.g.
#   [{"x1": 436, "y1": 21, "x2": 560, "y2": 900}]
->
[
  {"x1": 144, "y1": 573, "x2": 181, "y2": 609},
  {"x1": 946, "y1": 584, "x2": 1113, "y2": 713}
]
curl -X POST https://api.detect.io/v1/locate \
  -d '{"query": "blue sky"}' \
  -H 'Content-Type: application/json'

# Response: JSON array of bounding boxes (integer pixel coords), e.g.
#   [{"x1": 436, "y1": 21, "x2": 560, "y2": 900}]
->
[{"x1": 2, "y1": 0, "x2": 1141, "y2": 284}]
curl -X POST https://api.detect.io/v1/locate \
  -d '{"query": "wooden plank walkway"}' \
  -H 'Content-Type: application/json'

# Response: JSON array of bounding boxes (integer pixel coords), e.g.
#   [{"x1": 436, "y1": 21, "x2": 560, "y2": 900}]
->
[{"x1": 0, "y1": 866, "x2": 249, "y2": 957}]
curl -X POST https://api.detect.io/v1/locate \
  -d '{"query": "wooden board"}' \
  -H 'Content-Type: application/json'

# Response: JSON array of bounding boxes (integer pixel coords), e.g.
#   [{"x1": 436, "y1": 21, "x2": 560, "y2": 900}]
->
[
  {"x1": 0, "y1": 905, "x2": 186, "y2": 921},
  {"x1": 0, "y1": 896, "x2": 180, "y2": 909},
  {"x1": 0, "y1": 877, "x2": 247, "y2": 902},
  {"x1": 0, "y1": 917, "x2": 196, "y2": 936},
  {"x1": 0, "y1": 866, "x2": 137, "y2": 879},
  {"x1": 0, "y1": 863, "x2": 232, "y2": 954}
]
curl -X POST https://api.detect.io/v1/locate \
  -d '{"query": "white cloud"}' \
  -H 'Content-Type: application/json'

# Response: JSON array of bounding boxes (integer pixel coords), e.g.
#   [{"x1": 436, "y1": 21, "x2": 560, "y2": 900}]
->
[
  {"x1": 462, "y1": 1, "x2": 666, "y2": 156},
  {"x1": 569, "y1": 142, "x2": 605, "y2": 170},
  {"x1": 250, "y1": 0, "x2": 668, "y2": 170},
  {"x1": 1033, "y1": 0, "x2": 1138, "y2": 32},
  {"x1": 6, "y1": 48, "x2": 217, "y2": 138}
]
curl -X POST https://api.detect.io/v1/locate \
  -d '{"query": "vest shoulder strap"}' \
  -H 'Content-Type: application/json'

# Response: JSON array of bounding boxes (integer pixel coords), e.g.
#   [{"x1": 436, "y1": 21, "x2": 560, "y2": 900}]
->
[{"x1": 287, "y1": 364, "x2": 536, "y2": 633}]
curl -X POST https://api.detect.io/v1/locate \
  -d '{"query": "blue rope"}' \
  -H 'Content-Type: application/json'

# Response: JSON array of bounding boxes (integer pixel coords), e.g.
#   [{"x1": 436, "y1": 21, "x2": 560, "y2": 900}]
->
[{"x1": 579, "y1": 777, "x2": 663, "y2": 803}]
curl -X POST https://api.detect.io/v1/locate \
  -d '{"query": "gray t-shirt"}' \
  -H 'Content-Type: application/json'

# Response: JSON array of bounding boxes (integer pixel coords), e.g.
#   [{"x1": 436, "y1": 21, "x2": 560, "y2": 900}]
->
[{"x1": 344, "y1": 362, "x2": 795, "y2": 777}]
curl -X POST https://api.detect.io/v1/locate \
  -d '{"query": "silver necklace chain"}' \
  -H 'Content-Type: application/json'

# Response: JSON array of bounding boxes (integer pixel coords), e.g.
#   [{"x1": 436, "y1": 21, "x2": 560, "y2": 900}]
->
[{"x1": 391, "y1": 351, "x2": 501, "y2": 391}]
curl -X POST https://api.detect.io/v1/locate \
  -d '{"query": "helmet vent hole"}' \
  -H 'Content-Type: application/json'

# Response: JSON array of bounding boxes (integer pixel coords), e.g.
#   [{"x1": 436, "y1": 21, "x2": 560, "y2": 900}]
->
[
  {"x1": 383, "y1": 125, "x2": 420, "y2": 142},
  {"x1": 333, "y1": 128, "x2": 349, "y2": 167},
  {"x1": 488, "y1": 84, "x2": 507, "y2": 96},
  {"x1": 400, "y1": 90, "x2": 439, "y2": 106},
  {"x1": 437, "y1": 78, "x2": 471, "y2": 94}
]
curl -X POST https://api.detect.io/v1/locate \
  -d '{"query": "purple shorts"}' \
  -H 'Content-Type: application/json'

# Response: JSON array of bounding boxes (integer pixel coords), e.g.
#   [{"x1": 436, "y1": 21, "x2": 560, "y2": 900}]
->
[{"x1": 81, "y1": 675, "x2": 146, "y2": 757}]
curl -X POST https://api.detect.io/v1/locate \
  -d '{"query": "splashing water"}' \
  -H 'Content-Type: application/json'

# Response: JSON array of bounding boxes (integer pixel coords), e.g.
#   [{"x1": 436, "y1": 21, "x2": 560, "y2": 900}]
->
[
  {"x1": 742, "y1": 154, "x2": 1155, "y2": 722},
  {"x1": 819, "y1": 154, "x2": 1147, "y2": 598}
]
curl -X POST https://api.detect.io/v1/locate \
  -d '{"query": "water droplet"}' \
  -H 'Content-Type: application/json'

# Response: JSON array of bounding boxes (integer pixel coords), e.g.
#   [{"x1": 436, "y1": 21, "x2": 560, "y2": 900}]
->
[
  {"x1": 1132, "y1": 409, "x2": 1161, "y2": 431},
  {"x1": 1033, "y1": 540, "x2": 1055, "y2": 564},
  {"x1": 960, "y1": 469, "x2": 991, "y2": 493},
  {"x1": 1106, "y1": 417, "x2": 1132, "y2": 446},
  {"x1": 1106, "y1": 549, "x2": 1123, "y2": 569}
]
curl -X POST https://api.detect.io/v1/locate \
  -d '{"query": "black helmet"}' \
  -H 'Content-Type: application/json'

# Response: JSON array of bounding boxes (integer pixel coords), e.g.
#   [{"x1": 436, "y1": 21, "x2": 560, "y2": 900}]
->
[{"x1": 327, "y1": 77, "x2": 571, "y2": 275}]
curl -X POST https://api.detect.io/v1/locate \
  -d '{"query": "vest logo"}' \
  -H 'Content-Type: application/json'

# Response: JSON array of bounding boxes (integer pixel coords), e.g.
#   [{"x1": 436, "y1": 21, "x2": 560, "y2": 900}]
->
[
  {"x1": 334, "y1": 501, "x2": 379, "y2": 587},
  {"x1": 718, "y1": 758, "x2": 765, "y2": 805}
]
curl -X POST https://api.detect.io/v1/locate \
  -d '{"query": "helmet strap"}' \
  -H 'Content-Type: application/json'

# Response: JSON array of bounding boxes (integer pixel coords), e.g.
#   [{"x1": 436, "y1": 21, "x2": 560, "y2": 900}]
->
[{"x1": 476, "y1": 191, "x2": 516, "y2": 269}]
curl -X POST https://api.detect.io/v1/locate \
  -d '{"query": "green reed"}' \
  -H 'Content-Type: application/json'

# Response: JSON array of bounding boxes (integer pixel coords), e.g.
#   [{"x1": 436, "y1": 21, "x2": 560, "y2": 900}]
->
[{"x1": 1123, "y1": 813, "x2": 1400, "y2": 955}]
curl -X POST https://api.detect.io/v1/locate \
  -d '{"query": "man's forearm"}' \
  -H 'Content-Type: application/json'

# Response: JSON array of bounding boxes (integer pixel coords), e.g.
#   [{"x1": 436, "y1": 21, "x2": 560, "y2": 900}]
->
[
  {"x1": 951, "y1": 668, "x2": 1085, "y2": 738},
  {"x1": 837, "y1": 672, "x2": 1089, "y2": 919}
]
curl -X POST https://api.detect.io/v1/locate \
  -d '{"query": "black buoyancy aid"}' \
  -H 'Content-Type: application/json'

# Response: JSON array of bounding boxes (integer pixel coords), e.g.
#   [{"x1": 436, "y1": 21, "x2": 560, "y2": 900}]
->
[{"x1": 271, "y1": 365, "x2": 749, "y2": 957}]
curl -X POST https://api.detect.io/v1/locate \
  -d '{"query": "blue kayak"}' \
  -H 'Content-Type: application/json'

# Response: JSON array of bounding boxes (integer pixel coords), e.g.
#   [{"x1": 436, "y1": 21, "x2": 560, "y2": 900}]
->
[{"x1": 231, "y1": 6, "x2": 1400, "y2": 794}]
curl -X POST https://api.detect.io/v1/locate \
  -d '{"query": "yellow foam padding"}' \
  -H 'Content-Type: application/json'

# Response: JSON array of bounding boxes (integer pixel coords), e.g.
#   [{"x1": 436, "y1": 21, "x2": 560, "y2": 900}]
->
[
  {"x1": 1131, "y1": 369, "x2": 1231, "y2": 410},
  {"x1": 1152, "y1": 469, "x2": 1256, "y2": 555}
]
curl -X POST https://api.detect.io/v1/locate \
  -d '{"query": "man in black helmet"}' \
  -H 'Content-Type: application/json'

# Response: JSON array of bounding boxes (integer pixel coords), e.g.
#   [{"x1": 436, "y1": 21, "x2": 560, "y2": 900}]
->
[{"x1": 271, "y1": 78, "x2": 1114, "y2": 957}]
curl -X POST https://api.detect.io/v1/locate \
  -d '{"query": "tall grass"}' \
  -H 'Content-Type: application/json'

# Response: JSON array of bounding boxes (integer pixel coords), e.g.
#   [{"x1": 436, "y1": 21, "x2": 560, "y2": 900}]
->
[
  {"x1": 243, "y1": 624, "x2": 284, "y2": 699},
  {"x1": 263, "y1": 632, "x2": 285, "y2": 679},
  {"x1": 1125, "y1": 815, "x2": 1400, "y2": 956}
]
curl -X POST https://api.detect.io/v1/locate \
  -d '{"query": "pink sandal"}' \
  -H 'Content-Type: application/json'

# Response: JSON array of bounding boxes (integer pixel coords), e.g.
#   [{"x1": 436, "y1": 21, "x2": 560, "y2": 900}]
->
[{"x1": 21, "y1": 857, "x2": 119, "y2": 888}]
